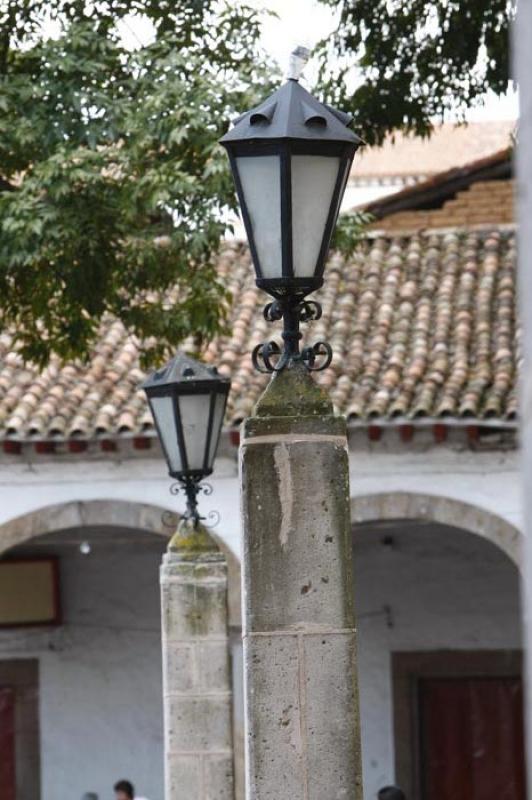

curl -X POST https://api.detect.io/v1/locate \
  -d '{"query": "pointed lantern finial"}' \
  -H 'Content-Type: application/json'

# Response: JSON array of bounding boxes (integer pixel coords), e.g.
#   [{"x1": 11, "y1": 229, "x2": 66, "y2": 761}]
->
[{"x1": 286, "y1": 45, "x2": 311, "y2": 82}]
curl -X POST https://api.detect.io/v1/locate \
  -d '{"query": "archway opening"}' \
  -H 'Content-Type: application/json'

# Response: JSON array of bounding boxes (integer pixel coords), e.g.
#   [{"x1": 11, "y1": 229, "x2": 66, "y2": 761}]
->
[
  {"x1": 353, "y1": 517, "x2": 523, "y2": 800},
  {"x1": 0, "y1": 523, "x2": 167, "y2": 800}
]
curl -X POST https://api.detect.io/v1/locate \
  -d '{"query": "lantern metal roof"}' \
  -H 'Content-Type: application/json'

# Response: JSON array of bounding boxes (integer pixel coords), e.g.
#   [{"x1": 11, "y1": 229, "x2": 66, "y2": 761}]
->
[
  {"x1": 220, "y1": 79, "x2": 363, "y2": 147},
  {"x1": 142, "y1": 352, "x2": 228, "y2": 394}
]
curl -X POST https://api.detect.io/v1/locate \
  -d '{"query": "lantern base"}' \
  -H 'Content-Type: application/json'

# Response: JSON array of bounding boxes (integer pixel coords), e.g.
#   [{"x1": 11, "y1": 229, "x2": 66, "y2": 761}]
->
[
  {"x1": 162, "y1": 477, "x2": 220, "y2": 530},
  {"x1": 251, "y1": 297, "x2": 333, "y2": 374},
  {"x1": 255, "y1": 276, "x2": 323, "y2": 302}
]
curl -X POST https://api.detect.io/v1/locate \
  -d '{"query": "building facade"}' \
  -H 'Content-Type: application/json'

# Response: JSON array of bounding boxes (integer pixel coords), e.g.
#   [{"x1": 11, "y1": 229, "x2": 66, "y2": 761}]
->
[{"x1": 0, "y1": 153, "x2": 522, "y2": 800}]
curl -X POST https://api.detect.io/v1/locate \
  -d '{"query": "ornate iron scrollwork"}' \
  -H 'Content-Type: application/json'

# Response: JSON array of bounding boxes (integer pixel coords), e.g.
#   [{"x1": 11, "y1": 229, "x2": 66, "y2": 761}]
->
[
  {"x1": 162, "y1": 480, "x2": 219, "y2": 529},
  {"x1": 252, "y1": 297, "x2": 332, "y2": 374}
]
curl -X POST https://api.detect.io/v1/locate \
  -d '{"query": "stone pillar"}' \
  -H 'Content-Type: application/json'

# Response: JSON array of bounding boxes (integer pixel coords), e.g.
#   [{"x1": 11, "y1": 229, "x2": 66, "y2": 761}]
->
[
  {"x1": 240, "y1": 364, "x2": 363, "y2": 800},
  {"x1": 515, "y1": 0, "x2": 532, "y2": 776},
  {"x1": 160, "y1": 523, "x2": 234, "y2": 800}
]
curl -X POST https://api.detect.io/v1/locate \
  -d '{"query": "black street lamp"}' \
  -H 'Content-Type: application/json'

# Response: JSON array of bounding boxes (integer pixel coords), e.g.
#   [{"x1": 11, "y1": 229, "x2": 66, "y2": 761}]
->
[
  {"x1": 220, "y1": 51, "x2": 362, "y2": 373},
  {"x1": 142, "y1": 353, "x2": 230, "y2": 527}
]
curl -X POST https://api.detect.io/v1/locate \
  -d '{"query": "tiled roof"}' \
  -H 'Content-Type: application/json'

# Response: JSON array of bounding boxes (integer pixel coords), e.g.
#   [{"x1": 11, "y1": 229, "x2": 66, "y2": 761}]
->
[
  {"x1": 351, "y1": 121, "x2": 515, "y2": 180},
  {"x1": 0, "y1": 227, "x2": 518, "y2": 441},
  {"x1": 370, "y1": 179, "x2": 514, "y2": 231},
  {"x1": 362, "y1": 148, "x2": 512, "y2": 220}
]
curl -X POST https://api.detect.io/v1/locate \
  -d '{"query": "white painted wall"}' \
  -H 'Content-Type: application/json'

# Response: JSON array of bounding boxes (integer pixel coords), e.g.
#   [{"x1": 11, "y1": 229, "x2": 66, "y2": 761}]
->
[
  {"x1": 353, "y1": 522, "x2": 522, "y2": 799},
  {"x1": 0, "y1": 440, "x2": 522, "y2": 564},
  {"x1": 0, "y1": 532, "x2": 166, "y2": 800},
  {"x1": 347, "y1": 443, "x2": 522, "y2": 535}
]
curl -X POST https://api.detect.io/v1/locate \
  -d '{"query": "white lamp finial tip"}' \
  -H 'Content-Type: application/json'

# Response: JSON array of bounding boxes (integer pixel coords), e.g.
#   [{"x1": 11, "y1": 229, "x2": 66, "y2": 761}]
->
[{"x1": 287, "y1": 45, "x2": 311, "y2": 82}]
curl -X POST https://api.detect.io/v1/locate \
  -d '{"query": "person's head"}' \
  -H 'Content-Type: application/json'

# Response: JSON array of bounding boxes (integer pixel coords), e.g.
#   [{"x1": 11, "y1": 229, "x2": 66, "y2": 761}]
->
[
  {"x1": 82, "y1": 794, "x2": 98, "y2": 800},
  {"x1": 114, "y1": 780, "x2": 134, "y2": 800},
  {"x1": 378, "y1": 787, "x2": 406, "y2": 800}
]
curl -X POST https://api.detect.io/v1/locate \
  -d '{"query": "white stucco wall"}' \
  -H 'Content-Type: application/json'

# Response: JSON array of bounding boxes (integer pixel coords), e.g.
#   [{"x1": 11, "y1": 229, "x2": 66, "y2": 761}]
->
[
  {"x1": 0, "y1": 438, "x2": 522, "y2": 564},
  {"x1": 347, "y1": 441, "x2": 522, "y2": 537},
  {"x1": 353, "y1": 521, "x2": 522, "y2": 799}
]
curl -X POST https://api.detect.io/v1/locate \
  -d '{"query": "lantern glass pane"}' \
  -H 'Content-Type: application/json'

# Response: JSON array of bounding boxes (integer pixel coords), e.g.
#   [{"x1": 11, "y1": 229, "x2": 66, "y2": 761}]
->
[
  {"x1": 236, "y1": 155, "x2": 281, "y2": 279},
  {"x1": 207, "y1": 391, "x2": 227, "y2": 470},
  {"x1": 150, "y1": 396, "x2": 182, "y2": 474},
  {"x1": 291, "y1": 155, "x2": 340, "y2": 277},
  {"x1": 332, "y1": 159, "x2": 351, "y2": 223},
  {"x1": 178, "y1": 393, "x2": 211, "y2": 472}
]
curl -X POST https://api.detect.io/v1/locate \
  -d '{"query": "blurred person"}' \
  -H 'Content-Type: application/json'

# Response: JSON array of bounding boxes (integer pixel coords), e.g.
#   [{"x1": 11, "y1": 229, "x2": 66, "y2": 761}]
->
[
  {"x1": 378, "y1": 787, "x2": 406, "y2": 800},
  {"x1": 114, "y1": 779, "x2": 150, "y2": 800}
]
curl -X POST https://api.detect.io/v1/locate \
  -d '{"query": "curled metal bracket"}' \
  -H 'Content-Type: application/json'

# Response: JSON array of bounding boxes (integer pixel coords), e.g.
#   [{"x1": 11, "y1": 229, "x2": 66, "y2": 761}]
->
[
  {"x1": 204, "y1": 510, "x2": 221, "y2": 528},
  {"x1": 169, "y1": 481, "x2": 213, "y2": 499},
  {"x1": 301, "y1": 341, "x2": 333, "y2": 372},
  {"x1": 263, "y1": 299, "x2": 322, "y2": 324},
  {"x1": 253, "y1": 297, "x2": 332, "y2": 374},
  {"x1": 163, "y1": 480, "x2": 219, "y2": 529},
  {"x1": 299, "y1": 300, "x2": 323, "y2": 323},
  {"x1": 252, "y1": 341, "x2": 285, "y2": 374},
  {"x1": 253, "y1": 339, "x2": 332, "y2": 374},
  {"x1": 263, "y1": 302, "x2": 284, "y2": 322}
]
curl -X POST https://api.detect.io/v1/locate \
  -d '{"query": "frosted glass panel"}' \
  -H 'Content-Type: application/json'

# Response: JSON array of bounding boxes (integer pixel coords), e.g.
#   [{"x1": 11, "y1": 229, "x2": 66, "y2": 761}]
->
[
  {"x1": 207, "y1": 392, "x2": 227, "y2": 469},
  {"x1": 150, "y1": 396, "x2": 182, "y2": 473},
  {"x1": 237, "y1": 156, "x2": 281, "y2": 278},
  {"x1": 291, "y1": 156, "x2": 340, "y2": 277},
  {"x1": 179, "y1": 393, "x2": 211, "y2": 471}
]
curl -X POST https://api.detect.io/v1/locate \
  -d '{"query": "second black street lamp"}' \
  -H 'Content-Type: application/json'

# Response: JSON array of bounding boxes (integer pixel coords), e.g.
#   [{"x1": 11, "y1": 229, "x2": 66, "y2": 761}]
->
[
  {"x1": 220, "y1": 53, "x2": 362, "y2": 373},
  {"x1": 142, "y1": 353, "x2": 230, "y2": 527}
]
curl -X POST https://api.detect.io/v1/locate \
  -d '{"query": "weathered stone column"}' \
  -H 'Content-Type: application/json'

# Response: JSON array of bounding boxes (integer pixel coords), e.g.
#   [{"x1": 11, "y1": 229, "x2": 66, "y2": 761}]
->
[
  {"x1": 160, "y1": 523, "x2": 234, "y2": 800},
  {"x1": 240, "y1": 364, "x2": 363, "y2": 800},
  {"x1": 515, "y1": 0, "x2": 532, "y2": 775}
]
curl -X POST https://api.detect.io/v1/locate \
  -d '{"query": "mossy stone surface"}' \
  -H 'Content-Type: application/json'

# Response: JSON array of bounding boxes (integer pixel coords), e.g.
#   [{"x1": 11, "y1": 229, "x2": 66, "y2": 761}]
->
[
  {"x1": 254, "y1": 362, "x2": 333, "y2": 418},
  {"x1": 168, "y1": 520, "x2": 224, "y2": 561},
  {"x1": 243, "y1": 412, "x2": 346, "y2": 440}
]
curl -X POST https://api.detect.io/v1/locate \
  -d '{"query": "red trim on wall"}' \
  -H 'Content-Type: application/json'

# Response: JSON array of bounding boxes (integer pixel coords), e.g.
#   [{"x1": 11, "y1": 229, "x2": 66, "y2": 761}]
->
[
  {"x1": 133, "y1": 437, "x2": 151, "y2": 450},
  {"x1": 68, "y1": 440, "x2": 87, "y2": 453},
  {"x1": 467, "y1": 425, "x2": 480, "y2": 444},
  {"x1": 399, "y1": 424, "x2": 414, "y2": 442},
  {"x1": 34, "y1": 441, "x2": 55, "y2": 454},
  {"x1": 100, "y1": 439, "x2": 117, "y2": 452},
  {"x1": 433, "y1": 424, "x2": 448, "y2": 443},
  {"x1": 368, "y1": 425, "x2": 382, "y2": 441},
  {"x1": 2, "y1": 441, "x2": 21, "y2": 455}
]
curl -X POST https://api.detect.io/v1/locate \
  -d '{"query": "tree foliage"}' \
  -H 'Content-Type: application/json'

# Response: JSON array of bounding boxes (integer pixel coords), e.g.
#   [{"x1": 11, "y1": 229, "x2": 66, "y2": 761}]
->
[
  {"x1": 0, "y1": 1, "x2": 274, "y2": 365},
  {"x1": 317, "y1": 0, "x2": 515, "y2": 146}
]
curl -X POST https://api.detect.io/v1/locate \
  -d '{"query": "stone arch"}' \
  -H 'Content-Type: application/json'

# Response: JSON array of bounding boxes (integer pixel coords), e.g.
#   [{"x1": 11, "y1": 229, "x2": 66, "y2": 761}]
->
[
  {"x1": 350, "y1": 491, "x2": 522, "y2": 568},
  {"x1": 0, "y1": 499, "x2": 242, "y2": 625}
]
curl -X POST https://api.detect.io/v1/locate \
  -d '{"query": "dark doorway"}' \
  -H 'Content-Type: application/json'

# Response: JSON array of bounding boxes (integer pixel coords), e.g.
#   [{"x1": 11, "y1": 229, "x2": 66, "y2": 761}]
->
[
  {"x1": 419, "y1": 676, "x2": 525, "y2": 800},
  {"x1": 393, "y1": 651, "x2": 526, "y2": 800},
  {"x1": 0, "y1": 661, "x2": 40, "y2": 800},
  {"x1": 0, "y1": 686, "x2": 16, "y2": 800}
]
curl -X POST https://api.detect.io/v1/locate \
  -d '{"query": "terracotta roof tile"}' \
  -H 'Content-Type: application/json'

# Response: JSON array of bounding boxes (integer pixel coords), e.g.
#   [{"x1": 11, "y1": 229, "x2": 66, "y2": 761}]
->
[{"x1": 0, "y1": 228, "x2": 518, "y2": 440}]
